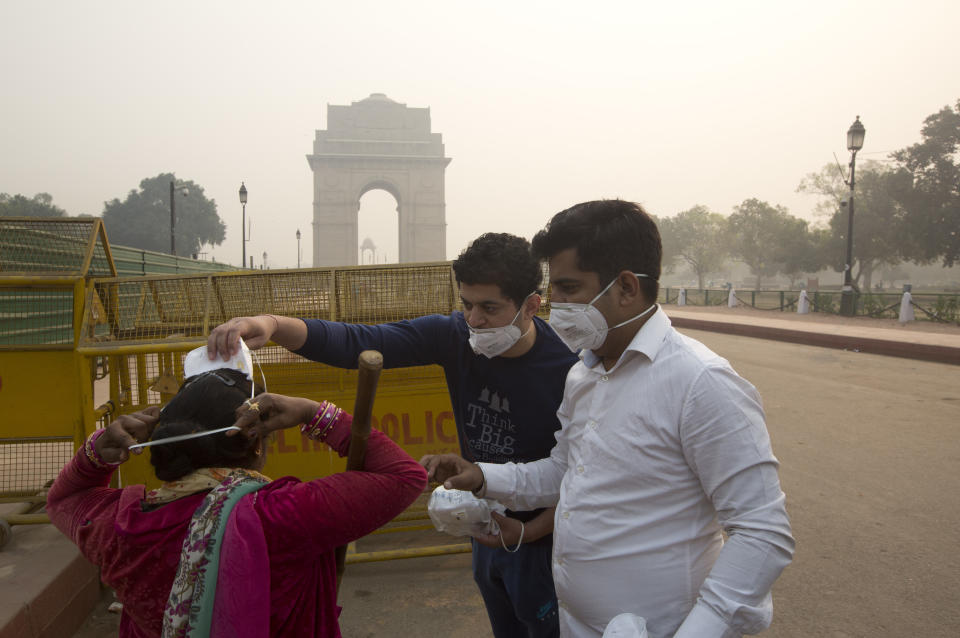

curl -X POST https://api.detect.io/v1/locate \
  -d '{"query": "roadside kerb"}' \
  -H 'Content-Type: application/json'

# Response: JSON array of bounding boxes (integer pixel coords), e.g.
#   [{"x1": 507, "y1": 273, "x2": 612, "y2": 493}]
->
[{"x1": 668, "y1": 313, "x2": 960, "y2": 366}]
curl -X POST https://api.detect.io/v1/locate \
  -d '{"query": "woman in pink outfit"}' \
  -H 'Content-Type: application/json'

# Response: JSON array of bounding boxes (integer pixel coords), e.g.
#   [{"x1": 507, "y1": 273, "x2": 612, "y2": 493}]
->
[{"x1": 47, "y1": 369, "x2": 427, "y2": 637}]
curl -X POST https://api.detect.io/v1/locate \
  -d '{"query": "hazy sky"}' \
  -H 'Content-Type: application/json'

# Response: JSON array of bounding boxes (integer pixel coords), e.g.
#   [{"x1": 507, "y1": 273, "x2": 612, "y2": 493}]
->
[{"x1": 2, "y1": 1, "x2": 958, "y2": 268}]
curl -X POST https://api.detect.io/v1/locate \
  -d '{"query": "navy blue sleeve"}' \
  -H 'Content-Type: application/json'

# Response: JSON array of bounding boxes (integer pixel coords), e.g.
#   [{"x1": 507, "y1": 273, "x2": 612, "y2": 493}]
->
[{"x1": 293, "y1": 314, "x2": 458, "y2": 369}]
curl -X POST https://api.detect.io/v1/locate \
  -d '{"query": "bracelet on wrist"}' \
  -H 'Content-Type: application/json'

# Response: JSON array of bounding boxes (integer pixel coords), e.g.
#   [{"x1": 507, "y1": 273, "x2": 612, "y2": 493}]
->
[
  {"x1": 500, "y1": 520, "x2": 525, "y2": 553},
  {"x1": 264, "y1": 314, "x2": 280, "y2": 335},
  {"x1": 84, "y1": 429, "x2": 122, "y2": 470},
  {"x1": 300, "y1": 401, "x2": 342, "y2": 442}
]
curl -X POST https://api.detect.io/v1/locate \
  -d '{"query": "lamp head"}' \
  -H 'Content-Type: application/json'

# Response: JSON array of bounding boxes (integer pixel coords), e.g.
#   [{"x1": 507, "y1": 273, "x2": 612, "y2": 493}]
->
[
  {"x1": 239, "y1": 182, "x2": 248, "y2": 204},
  {"x1": 847, "y1": 116, "x2": 865, "y2": 152}
]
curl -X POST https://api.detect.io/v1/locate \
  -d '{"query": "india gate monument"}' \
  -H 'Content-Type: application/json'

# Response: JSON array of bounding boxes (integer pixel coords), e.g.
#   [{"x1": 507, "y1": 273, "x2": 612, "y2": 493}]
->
[{"x1": 306, "y1": 93, "x2": 451, "y2": 266}]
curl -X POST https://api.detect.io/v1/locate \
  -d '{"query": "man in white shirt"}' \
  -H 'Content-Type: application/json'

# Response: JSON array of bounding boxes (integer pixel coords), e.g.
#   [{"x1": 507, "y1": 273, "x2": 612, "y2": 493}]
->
[{"x1": 424, "y1": 200, "x2": 795, "y2": 638}]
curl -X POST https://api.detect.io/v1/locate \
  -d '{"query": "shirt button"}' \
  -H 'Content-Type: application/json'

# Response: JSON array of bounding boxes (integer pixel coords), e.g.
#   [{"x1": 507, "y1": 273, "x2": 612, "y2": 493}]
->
[
  {"x1": 600, "y1": 375, "x2": 609, "y2": 382},
  {"x1": 587, "y1": 419, "x2": 597, "y2": 429},
  {"x1": 556, "y1": 557, "x2": 565, "y2": 566},
  {"x1": 561, "y1": 511, "x2": 570, "y2": 519},
  {"x1": 576, "y1": 465, "x2": 584, "y2": 474}
]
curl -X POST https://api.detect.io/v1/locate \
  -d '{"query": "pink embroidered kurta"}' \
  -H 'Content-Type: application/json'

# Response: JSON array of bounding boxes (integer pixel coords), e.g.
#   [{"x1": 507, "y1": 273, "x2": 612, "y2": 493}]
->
[{"x1": 47, "y1": 415, "x2": 428, "y2": 637}]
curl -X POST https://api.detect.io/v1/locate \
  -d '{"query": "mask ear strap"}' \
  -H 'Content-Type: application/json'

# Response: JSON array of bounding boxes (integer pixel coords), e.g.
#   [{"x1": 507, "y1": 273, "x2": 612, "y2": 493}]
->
[
  {"x1": 249, "y1": 349, "x2": 268, "y2": 398},
  {"x1": 518, "y1": 291, "x2": 541, "y2": 322},
  {"x1": 527, "y1": 291, "x2": 542, "y2": 312}
]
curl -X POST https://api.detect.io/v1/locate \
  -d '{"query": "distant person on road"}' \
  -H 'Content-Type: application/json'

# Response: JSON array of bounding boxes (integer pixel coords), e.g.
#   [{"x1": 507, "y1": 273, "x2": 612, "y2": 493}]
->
[
  {"x1": 207, "y1": 233, "x2": 579, "y2": 638},
  {"x1": 47, "y1": 369, "x2": 426, "y2": 637},
  {"x1": 424, "y1": 200, "x2": 795, "y2": 638}
]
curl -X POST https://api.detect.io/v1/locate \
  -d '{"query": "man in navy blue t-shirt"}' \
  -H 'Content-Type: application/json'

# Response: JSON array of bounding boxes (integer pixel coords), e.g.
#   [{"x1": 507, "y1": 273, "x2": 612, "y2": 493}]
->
[{"x1": 207, "y1": 233, "x2": 578, "y2": 638}]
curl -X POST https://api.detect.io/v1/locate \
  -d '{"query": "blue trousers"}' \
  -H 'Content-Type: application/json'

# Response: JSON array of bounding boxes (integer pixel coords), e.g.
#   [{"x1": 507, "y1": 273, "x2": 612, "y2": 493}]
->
[{"x1": 472, "y1": 538, "x2": 560, "y2": 638}]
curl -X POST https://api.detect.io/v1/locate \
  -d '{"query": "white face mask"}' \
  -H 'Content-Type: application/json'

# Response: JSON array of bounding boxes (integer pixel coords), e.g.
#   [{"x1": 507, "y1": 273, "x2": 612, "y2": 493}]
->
[
  {"x1": 548, "y1": 274, "x2": 656, "y2": 353},
  {"x1": 467, "y1": 293, "x2": 535, "y2": 358},
  {"x1": 183, "y1": 338, "x2": 257, "y2": 398}
]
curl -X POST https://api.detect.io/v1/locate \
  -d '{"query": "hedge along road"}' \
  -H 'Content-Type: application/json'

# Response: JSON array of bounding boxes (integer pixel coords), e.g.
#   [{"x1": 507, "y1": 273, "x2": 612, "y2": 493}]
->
[{"x1": 74, "y1": 328, "x2": 960, "y2": 638}]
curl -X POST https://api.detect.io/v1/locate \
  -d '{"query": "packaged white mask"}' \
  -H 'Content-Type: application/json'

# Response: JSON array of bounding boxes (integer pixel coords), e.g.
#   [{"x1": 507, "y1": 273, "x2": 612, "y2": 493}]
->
[{"x1": 427, "y1": 486, "x2": 507, "y2": 537}]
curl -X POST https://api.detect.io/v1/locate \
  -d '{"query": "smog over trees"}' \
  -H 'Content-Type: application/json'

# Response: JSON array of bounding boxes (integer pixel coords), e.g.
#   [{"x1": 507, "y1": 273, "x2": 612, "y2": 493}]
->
[
  {"x1": 659, "y1": 206, "x2": 729, "y2": 289},
  {"x1": 0, "y1": 193, "x2": 68, "y2": 218},
  {"x1": 777, "y1": 216, "x2": 821, "y2": 289},
  {"x1": 891, "y1": 98, "x2": 960, "y2": 268},
  {"x1": 796, "y1": 162, "x2": 910, "y2": 290},
  {"x1": 723, "y1": 199, "x2": 801, "y2": 289},
  {"x1": 654, "y1": 99, "x2": 959, "y2": 290},
  {"x1": 101, "y1": 173, "x2": 226, "y2": 256}
]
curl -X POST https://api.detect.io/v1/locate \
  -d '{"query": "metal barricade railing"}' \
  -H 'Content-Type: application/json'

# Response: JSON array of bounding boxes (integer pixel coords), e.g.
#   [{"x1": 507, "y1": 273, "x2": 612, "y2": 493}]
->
[{"x1": 0, "y1": 218, "x2": 467, "y2": 558}]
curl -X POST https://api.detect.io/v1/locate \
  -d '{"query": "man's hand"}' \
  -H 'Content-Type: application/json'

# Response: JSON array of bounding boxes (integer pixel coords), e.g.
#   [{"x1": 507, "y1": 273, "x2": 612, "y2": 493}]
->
[
  {"x1": 419, "y1": 453, "x2": 484, "y2": 491},
  {"x1": 206, "y1": 316, "x2": 275, "y2": 361},
  {"x1": 229, "y1": 393, "x2": 321, "y2": 440},
  {"x1": 95, "y1": 407, "x2": 161, "y2": 464},
  {"x1": 473, "y1": 512, "x2": 524, "y2": 549}
]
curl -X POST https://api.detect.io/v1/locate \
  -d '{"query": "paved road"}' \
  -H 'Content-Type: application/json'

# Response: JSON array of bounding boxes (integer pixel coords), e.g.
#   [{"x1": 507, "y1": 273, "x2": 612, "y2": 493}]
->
[{"x1": 74, "y1": 330, "x2": 960, "y2": 637}]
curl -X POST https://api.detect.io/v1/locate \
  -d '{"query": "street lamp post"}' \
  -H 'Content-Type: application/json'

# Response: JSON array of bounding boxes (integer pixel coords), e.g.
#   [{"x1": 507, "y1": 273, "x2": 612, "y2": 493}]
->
[
  {"x1": 296, "y1": 229, "x2": 301, "y2": 268},
  {"x1": 239, "y1": 183, "x2": 248, "y2": 268},
  {"x1": 840, "y1": 116, "x2": 865, "y2": 316},
  {"x1": 169, "y1": 180, "x2": 189, "y2": 256}
]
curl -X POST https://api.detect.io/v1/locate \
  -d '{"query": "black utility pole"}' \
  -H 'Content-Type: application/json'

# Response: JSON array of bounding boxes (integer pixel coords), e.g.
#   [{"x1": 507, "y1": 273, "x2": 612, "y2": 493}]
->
[{"x1": 169, "y1": 181, "x2": 176, "y2": 256}]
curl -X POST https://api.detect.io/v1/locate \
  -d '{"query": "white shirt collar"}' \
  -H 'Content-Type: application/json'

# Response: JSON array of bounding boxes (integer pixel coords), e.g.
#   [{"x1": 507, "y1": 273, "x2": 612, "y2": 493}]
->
[{"x1": 580, "y1": 304, "x2": 671, "y2": 370}]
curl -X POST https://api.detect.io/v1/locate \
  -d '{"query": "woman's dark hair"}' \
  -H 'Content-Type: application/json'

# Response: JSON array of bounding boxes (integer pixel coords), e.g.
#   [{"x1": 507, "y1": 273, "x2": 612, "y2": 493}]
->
[
  {"x1": 452, "y1": 233, "x2": 543, "y2": 307},
  {"x1": 531, "y1": 200, "x2": 662, "y2": 301},
  {"x1": 149, "y1": 369, "x2": 261, "y2": 481}
]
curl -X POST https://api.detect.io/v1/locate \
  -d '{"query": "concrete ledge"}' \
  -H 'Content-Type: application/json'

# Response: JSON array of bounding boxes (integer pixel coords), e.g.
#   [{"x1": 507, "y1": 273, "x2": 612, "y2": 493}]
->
[
  {"x1": 670, "y1": 316, "x2": 960, "y2": 365},
  {"x1": 0, "y1": 521, "x2": 101, "y2": 638}
]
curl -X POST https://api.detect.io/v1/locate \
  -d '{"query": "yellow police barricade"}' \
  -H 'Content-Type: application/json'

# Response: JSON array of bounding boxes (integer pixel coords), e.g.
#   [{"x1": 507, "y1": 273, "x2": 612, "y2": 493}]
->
[{"x1": 0, "y1": 218, "x2": 119, "y2": 546}]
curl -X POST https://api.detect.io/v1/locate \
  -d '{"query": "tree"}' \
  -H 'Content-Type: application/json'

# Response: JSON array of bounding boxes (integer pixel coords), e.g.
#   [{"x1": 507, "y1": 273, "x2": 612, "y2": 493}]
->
[
  {"x1": 892, "y1": 99, "x2": 960, "y2": 267},
  {"x1": 101, "y1": 173, "x2": 225, "y2": 256},
  {"x1": 727, "y1": 199, "x2": 811, "y2": 289},
  {"x1": 779, "y1": 216, "x2": 821, "y2": 289},
  {"x1": 0, "y1": 192, "x2": 67, "y2": 217},
  {"x1": 797, "y1": 162, "x2": 909, "y2": 289},
  {"x1": 659, "y1": 206, "x2": 728, "y2": 289}
]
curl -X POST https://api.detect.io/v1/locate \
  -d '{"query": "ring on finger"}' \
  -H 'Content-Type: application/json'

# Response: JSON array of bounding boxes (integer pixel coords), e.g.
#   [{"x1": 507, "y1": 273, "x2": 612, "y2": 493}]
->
[{"x1": 247, "y1": 401, "x2": 260, "y2": 413}]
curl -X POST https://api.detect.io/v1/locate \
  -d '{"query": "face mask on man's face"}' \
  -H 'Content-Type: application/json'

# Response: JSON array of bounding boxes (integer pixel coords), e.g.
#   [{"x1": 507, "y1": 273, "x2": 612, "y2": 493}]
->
[
  {"x1": 548, "y1": 274, "x2": 656, "y2": 353},
  {"x1": 467, "y1": 293, "x2": 535, "y2": 358}
]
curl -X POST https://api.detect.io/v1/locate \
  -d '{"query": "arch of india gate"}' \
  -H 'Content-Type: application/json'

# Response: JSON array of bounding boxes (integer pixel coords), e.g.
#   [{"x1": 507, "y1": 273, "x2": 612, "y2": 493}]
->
[{"x1": 306, "y1": 93, "x2": 452, "y2": 266}]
